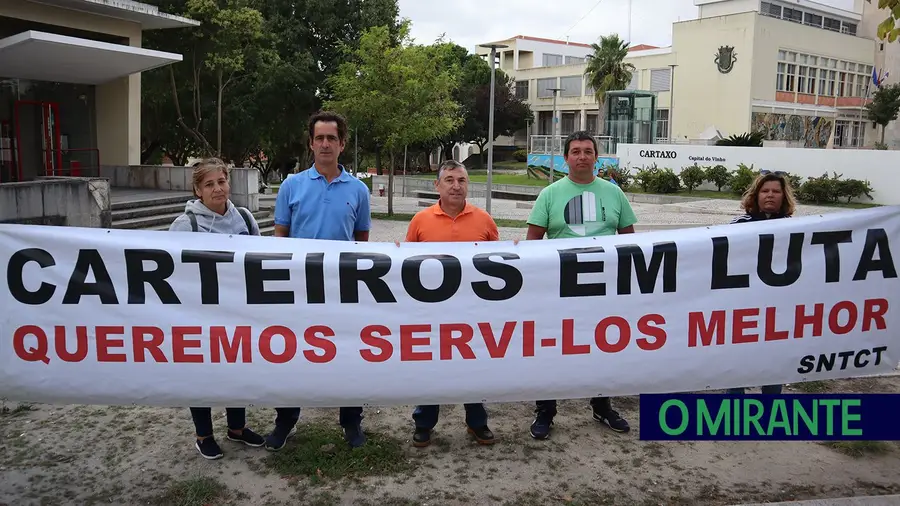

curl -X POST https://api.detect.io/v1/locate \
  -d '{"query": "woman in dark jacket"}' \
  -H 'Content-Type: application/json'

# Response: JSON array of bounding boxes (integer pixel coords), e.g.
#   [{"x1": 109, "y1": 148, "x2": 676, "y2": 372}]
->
[{"x1": 727, "y1": 169, "x2": 797, "y2": 395}]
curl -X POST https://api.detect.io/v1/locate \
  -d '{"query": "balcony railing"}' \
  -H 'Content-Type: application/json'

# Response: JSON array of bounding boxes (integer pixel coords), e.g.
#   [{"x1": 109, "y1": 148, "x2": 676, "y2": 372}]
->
[{"x1": 529, "y1": 135, "x2": 615, "y2": 155}]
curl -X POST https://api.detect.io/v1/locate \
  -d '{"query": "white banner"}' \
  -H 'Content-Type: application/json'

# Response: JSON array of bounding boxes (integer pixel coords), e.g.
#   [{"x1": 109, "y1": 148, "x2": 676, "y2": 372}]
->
[{"x1": 1, "y1": 207, "x2": 898, "y2": 407}]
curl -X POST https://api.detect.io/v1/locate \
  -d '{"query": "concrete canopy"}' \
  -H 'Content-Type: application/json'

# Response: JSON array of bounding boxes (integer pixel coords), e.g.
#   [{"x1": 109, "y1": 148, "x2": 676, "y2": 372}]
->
[{"x1": 0, "y1": 30, "x2": 182, "y2": 85}]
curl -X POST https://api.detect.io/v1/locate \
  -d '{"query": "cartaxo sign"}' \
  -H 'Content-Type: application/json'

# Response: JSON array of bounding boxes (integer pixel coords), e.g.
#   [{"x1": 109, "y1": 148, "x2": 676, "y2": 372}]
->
[{"x1": 639, "y1": 150, "x2": 678, "y2": 159}]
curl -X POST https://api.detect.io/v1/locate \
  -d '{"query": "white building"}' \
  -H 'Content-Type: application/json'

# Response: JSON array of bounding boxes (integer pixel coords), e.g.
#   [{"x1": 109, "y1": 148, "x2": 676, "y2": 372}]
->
[{"x1": 475, "y1": 0, "x2": 900, "y2": 152}]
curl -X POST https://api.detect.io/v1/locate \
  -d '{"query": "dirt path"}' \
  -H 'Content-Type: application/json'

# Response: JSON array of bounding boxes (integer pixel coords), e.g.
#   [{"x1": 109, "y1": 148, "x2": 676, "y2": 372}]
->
[{"x1": 2, "y1": 377, "x2": 899, "y2": 506}]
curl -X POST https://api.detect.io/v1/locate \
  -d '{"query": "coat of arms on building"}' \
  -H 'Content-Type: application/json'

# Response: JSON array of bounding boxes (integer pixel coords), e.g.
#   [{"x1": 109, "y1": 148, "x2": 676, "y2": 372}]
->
[{"x1": 715, "y1": 45, "x2": 737, "y2": 74}]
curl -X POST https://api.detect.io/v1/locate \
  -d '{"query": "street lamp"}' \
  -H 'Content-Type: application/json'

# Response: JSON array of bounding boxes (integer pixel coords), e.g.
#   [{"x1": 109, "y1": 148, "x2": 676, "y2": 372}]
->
[
  {"x1": 547, "y1": 87, "x2": 562, "y2": 184},
  {"x1": 478, "y1": 43, "x2": 508, "y2": 214}
]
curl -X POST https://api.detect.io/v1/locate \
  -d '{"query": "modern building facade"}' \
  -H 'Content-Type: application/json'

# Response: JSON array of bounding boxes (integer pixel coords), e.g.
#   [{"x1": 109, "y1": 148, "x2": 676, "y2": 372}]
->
[
  {"x1": 0, "y1": 0, "x2": 197, "y2": 183},
  {"x1": 477, "y1": 0, "x2": 899, "y2": 151}
]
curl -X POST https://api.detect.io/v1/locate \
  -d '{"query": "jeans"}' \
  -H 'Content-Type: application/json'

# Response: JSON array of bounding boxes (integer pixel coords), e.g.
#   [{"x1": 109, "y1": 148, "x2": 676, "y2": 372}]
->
[
  {"x1": 272, "y1": 407, "x2": 363, "y2": 431},
  {"x1": 190, "y1": 407, "x2": 245, "y2": 438},
  {"x1": 726, "y1": 384, "x2": 783, "y2": 394},
  {"x1": 413, "y1": 404, "x2": 488, "y2": 429},
  {"x1": 535, "y1": 396, "x2": 613, "y2": 417}
]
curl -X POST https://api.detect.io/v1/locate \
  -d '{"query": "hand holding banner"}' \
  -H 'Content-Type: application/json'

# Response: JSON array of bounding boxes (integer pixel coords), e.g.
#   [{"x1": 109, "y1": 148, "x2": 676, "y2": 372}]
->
[{"x1": 0, "y1": 206, "x2": 897, "y2": 407}]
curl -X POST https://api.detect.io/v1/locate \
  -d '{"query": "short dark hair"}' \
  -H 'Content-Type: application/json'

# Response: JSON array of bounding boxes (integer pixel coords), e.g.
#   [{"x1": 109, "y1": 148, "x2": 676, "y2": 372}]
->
[
  {"x1": 564, "y1": 131, "x2": 598, "y2": 156},
  {"x1": 307, "y1": 110, "x2": 348, "y2": 144}
]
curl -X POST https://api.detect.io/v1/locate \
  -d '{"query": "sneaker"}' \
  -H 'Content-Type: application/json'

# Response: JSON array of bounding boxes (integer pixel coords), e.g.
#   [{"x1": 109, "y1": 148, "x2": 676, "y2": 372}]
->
[
  {"x1": 226, "y1": 428, "x2": 265, "y2": 447},
  {"x1": 195, "y1": 437, "x2": 223, "y2": 460},
  {"x1": 264, "y1": 427, "x2": 296, "y2": 452},
  {"x1": 412, "y1": 427, "x2": 431, "y2": 448},
  {"x1": 467, "y1": 425, "x2": 495, "y2": 445},
  {"x1": 530, "y1": 412, "x2": 554, "y2": 440},
  {"x1": 343, "y1": 423, "x2": 367, "y2": 448},
  {"x1": 592, "y1": 406, "x2": 630, "y2": 433}
]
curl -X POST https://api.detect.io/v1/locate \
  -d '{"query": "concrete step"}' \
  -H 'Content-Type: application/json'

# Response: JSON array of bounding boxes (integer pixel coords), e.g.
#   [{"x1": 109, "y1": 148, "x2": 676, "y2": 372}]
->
[
  {"x1": 113, "y1": 210, "x2": 270, "y2": 230},
  {"x1": 112, "y1": 203, "x2": 185, "y2": 221},
  {"x1": 111, "y1": 194, "x2": 191, "y2": 211}
]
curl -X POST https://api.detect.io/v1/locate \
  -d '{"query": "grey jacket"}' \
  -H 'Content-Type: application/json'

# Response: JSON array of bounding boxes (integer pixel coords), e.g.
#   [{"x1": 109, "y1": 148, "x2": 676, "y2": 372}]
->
[{"x1": 169, "y1": 199, "x2": 260, "y2": 235}]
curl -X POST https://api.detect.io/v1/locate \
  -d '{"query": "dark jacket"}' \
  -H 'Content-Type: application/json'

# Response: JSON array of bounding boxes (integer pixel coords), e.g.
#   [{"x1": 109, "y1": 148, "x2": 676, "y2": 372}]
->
[{"x1": 730, "y1": 212, "x2": 790, "y2": 224}]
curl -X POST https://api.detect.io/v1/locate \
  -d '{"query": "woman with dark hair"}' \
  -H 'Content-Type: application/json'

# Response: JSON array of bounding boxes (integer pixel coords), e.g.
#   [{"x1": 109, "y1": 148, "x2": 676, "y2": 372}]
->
[{"x1": 727, "y1": 169, "x2": 797, "y2": 395}]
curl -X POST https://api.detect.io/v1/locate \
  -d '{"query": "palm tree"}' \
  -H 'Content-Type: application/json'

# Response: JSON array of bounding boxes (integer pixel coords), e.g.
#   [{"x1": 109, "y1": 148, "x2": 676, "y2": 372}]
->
[{"x1": 584, "y1": 34, "x2": 635, "y2": 138}]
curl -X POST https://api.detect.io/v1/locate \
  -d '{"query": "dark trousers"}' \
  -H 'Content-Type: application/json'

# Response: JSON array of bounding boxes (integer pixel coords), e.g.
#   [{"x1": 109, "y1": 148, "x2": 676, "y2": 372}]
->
[
  {"x1": 535, "y1": 396, "x2": 613, "y2": 417},
  {"x1": 726, "y1": 384, "x2": 783, "y2": 394},
  {"x1": 413, "y1": 404, "x2": 488, "y2": 429},
  {"x1": 272, "y1": 407, "x2": 363, "y2": 431},
  {"x1": 190, "y1": 407, "x2": 245, "y2": 438}
]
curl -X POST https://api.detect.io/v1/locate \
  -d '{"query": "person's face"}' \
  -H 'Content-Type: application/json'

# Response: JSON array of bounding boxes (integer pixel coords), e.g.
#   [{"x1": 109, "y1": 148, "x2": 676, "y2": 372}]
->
[
  {"x1": 310, "y1": 121, "x2": 345, "y2": 165},
  {"x1": 435, "y1": 167, "x2": 468, "y2": 206},
  {"x1": 564, "y1": 139, "x2": 597, "y2": 174},
  {"x1": 195, "y1": 169, "x2": 229, "y2": 208},
  {"x1": 758, "y1": 180, "x2": 784, "y2": 214}
]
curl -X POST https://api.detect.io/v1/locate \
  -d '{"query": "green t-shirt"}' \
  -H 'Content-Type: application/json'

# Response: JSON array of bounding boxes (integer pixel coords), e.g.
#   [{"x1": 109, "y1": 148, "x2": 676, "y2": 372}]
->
[{"x1": 527, "y1": 176, "x2": 638, "y2": 238}]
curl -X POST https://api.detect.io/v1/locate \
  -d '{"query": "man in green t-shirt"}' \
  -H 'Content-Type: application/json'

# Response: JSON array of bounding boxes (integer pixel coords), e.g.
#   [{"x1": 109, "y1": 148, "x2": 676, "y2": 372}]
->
[{"x1": 525, "y1": 130, "x2": 637, "y2": 440}]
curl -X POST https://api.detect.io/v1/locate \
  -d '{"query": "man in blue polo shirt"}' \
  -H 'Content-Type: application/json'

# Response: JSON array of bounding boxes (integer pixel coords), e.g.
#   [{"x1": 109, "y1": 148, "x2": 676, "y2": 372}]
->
[{"x1": 268, "y1": 110, "x2": 371, "y2": 451}]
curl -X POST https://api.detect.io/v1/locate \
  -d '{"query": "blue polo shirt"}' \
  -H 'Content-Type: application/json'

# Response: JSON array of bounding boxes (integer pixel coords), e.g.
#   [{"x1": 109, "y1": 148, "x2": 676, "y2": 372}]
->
[{"x1": 274, "y1": 165, "x2": 371, "y2": 240}]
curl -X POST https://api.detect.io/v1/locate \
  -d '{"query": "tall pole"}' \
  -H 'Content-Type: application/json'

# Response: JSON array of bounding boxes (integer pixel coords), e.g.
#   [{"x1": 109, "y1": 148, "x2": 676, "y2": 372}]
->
[
  {"x1": 402, "y1": 144, "x2": 407, "y2": 196},
  {"x1": 478, "y1": 43, "x2": 508, "y2": 214},
  {"x1": 486, "y1": 46, "x2": 498, "y2": 214},
  {"x1": 668, "y1": 64, "x2": 677, "y2": 142},
  {"x1": 354, "y1": 128, "x2": 358, "y2": 173},
  {"x1": 548, "y1": 88, "x2": 562, "y2": 184}
]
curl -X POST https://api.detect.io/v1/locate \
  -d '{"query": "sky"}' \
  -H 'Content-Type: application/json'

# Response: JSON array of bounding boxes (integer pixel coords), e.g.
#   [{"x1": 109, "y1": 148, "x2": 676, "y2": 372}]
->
[{"x1": 397, "y1": 0, "x2": 857, "y2": 52}]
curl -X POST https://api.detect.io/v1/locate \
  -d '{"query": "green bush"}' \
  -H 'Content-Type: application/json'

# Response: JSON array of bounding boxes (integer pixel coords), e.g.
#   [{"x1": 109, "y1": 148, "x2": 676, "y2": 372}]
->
[
  {"x1": 513, "y1": 149, "x2": 528, "y2": 162},
  {"x1": 836, "y1": 178, "x2": 874, "y2": 203},
  {"x1": 729, "y1": 163, "x2": 757, "y2": 195},
  {"x1": 648, "y1": 168, "x2": 681, "y2": 194},
  {"x1": 705, "y1": 165, "x2": 730, "y2": 191},
  {"x1": 635, "y1": 164, "x2": 659, "y2": 192},
  {"x1": 614, "y1": 165, "x2": 632, "y2": 191},
  {"x1": 783, "y1": 172, "x2": 803, "y2": 191},
  {"x1": 680, "y1": 164, "x2": 706, "y2": 193},
  {"x1": 796, "y1": 172, "x2": 874, "y2": 204}
]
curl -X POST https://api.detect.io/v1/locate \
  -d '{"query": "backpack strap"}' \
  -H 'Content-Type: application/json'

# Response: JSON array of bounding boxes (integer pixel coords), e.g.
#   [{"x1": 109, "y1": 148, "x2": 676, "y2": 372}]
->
[
  {"x1": 186, "y1": 210, "x2": 199, "y2": 232},
  {"x1": 237, "y1": 207, "x2": 255, "y2": 235}
]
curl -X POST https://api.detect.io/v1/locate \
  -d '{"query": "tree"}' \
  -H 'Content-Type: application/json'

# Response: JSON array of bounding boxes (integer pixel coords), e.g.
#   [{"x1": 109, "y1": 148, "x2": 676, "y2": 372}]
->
[
  {"x1": 876, "y1": 0, "x2": 900, "y2": 42},
  {"x1": 866, "y1": 82, "x2": 900, "y2": 144},
  {"x1": 584, "y1": 34, "x2": 635, "y2": 135},
  {"x1": 326, "y1": 22, "x2": 461, "y2": 215}
]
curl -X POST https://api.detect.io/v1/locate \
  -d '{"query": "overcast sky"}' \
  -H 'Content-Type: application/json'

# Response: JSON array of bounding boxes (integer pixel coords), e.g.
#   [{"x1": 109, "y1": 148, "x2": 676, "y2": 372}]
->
[{"x1": 396, "y1": 0, "x2": 857, "y2": 52}]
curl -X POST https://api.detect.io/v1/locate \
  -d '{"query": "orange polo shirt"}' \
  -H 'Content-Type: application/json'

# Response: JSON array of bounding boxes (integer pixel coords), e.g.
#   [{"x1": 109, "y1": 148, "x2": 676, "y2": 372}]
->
[{"x1": 405, "y1": 201, "x2": 500, "y2": 242}]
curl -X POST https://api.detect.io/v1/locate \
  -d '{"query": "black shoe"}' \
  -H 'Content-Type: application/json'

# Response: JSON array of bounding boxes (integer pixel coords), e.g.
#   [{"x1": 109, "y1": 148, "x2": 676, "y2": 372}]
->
[
  {"x1": 592, "y1": 406, "x2": 630, "y2": 433},
  {"x1": 264, "y1": 427, "x2": 296, "y2": 452},
  {"x1": 413, "y1": 427, "x2": 431, "y2": 447},
  {"x1": 530, "y1": 412, "x2": 554, "y2": 440},
  {"x1": 343, "y1": 423, "x2": 366, "y2": 448},
  {"x1": 467, "y1": 425, "x2": 495, "y2": 445},
  {"x1": 195, "y1": 437, "x2": 223, "y2": 460},
  {"x1": 227, "y1": 428, "x2": 265, "y2": 447}
]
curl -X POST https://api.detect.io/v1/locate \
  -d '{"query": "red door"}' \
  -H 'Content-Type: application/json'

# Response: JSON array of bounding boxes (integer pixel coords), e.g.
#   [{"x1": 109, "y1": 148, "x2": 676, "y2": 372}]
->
[{"x1": 14, "y1": 100, "x2": 62, "y2": 180}]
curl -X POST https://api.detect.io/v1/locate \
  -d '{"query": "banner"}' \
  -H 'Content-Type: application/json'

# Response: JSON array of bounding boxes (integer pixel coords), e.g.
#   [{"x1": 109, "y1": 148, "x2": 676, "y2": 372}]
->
[{"x1": 1, "y1": 206, "x2": 898, "y2": 408}]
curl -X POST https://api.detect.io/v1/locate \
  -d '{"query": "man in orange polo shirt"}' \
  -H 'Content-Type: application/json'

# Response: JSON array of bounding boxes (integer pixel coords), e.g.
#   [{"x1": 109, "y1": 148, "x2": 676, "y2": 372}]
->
[{"x1": 405, "y1": 159, "x2": 499, "y2": 447}]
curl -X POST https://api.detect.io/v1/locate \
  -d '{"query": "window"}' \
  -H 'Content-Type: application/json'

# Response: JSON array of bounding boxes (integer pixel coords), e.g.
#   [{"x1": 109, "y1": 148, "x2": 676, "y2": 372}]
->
[
  {"x1": 804, "y1": 12, "x2": 822, "y2": 27},
  {"x1": 798, "y1": 66, "x2": 808, "y2": 94},
  {"x1": 650, "y1": 68, "x2": 671, "y2": 91},
  {"x1": 786, "y1": 64, "x2": 796, "y2": 92},
  {"x1": 842, "y1": 23, "x2": 857, "y2": 35},
  {"x1": 656, "y1": 109, "x2": 670, "y2": 139},
  {"x1": 625, "y1": 72, "x2": 638, "y2": 90},
  {"x1": 783, "y1": 7, "x2": 802, "y2": 23},
  {"x1": 537, "y1": 78, "x2": 557, "y2": 97},
  {"x1": 835, "y1": 120, "x2": 863, "y2": 147},
  {"x1": 827, "y1": 70, "x2": 836, "y2": 95},
  {"x1": 761, "y1": 1, "x2": 781, "y2": 18},
  {"x1": 560, "y1": 75, "x2": 582, "y2": 97},
  {"x1": 542, "y1": 53, "x2": 563, "y2": 66},
  {"x1": 824, "y1": 17, "x2": 842, "y2": 32},
  {"x1": 807, "y1": 68, "x2": 817, "y2": 94},
  {"x1": 777, "y1": 62, "x2": 786, "y2": 91},
  {"x1": 565, "y1": 56, "x2": 585, "y2": 65},
  {"x1": 515, "y1": 80, "x2": 529, "y2": 100},
  {"x1": 585, "y1": 79, "x2": 594, "y2": 97}
]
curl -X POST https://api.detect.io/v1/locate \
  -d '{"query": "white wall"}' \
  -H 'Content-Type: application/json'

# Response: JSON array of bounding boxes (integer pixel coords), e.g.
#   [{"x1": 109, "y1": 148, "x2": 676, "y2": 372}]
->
[{"x1": 615, "y1": 143, "x2": 900, "y2": 205}]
